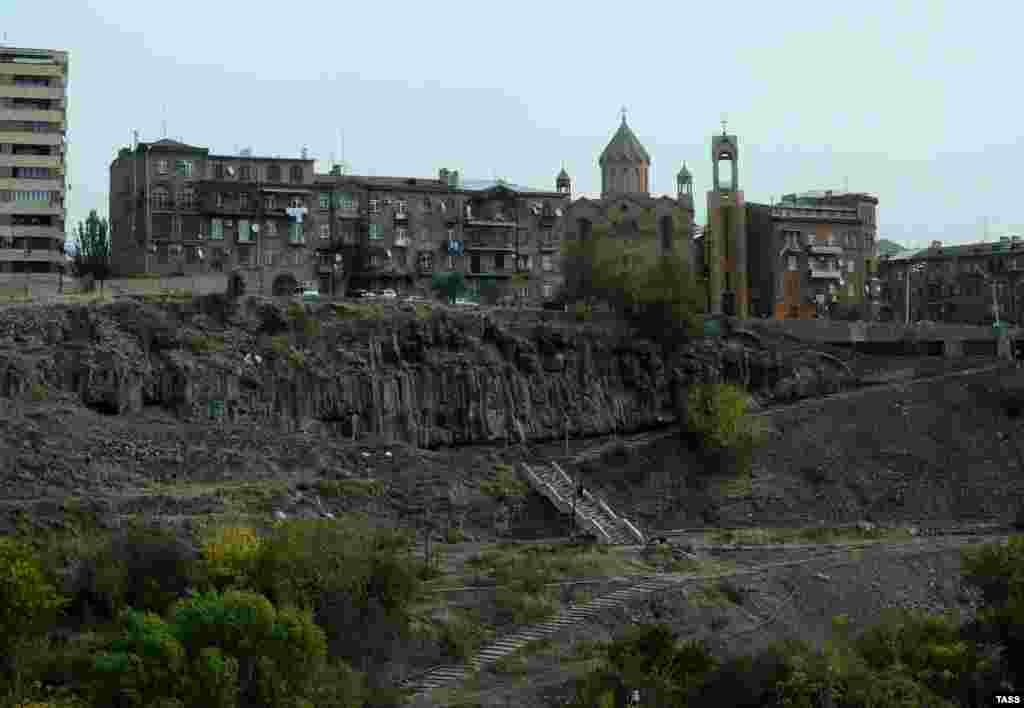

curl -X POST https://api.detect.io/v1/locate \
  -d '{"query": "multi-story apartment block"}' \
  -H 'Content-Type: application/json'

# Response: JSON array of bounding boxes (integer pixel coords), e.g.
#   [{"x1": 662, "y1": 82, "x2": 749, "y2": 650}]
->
[
  {"x1": 745, "y1": 190, "x2": 881, "y2": 319},
  {"x1": 109, "y1": 139, "x2": 317, "y2": 295},
  {"x1": 0, "y1": 46, "x2": 69, "y2": 275},
  {"x1": 111, "y1": 139, "x2": 569, "y2": 303},
  {"x1": 879, "y1": 237, "x2": 1024, "y2": 325},
  {"x1": 313, "y1": 168, "x2": 569, "y2": 302}
]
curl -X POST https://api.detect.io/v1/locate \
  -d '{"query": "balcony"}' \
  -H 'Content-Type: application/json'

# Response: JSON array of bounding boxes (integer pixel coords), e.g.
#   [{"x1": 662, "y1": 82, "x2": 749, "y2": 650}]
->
[
  {"x1": 0, "y1": 63, "x2": 65, "y2": 78},
  {"x1": 0, "y1": 85, "x2": 64, "y2": 100},
  {"x1": 468, "y1": 269, "x2": 515, "y2": 278},
  {"x1": 465, "y1": 217, "x2": 516, "y2": 228},
  {"x1": 0, "y1": 177, "x2": 63, "y2": 192},
  {"x1": 393, "y1": 236, "x2": 411, "y2": 247},
  {"x1": 393, "y1": 211, "x2": 408, "y2": 221},
  {"x1": 0, "y1": 108, "x2": 64, "y2": 124},
  {"x1": 539, "y1": 239, "x2": 560, "y2": 252},
  {"x1": 466, "y1": 239, "x2": 516, "y2": 251},
  {"x1": 0, "y1": 225, "x2": 62, "y2": 238},
  {"x1": 0, "y1": 131, "x2": 63, "y2": 146},
  {"x1": 0, "y1": 154, "x2": 61, "y2": 169},
  {"x1": 809, "y1": 268, "x2": 843, "y2": 280},
  {"x1": 336, "y1": 206, "x2": 362, "y2": 218},
  {"x1": 0, "y1": 247, "x2": 64, "y2": 263},
  {"x1": 0, "y1": 201, "x2": 62, "y2": 214},
  {"x1": 807, "y1": 244, "x2": 844, "y2": 256}
]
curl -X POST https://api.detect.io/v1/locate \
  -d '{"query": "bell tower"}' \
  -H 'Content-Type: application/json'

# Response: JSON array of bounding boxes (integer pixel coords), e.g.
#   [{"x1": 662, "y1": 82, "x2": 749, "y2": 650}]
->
[
  {"x1": 676, "y1": 162, "x2": 694, "y2": 214},
  {"x1": 706, "y1": 118, "x2": 748, "y2": 317},
  {"x1": 556, "y1": 166, "x2": 571, "y2": 197}
]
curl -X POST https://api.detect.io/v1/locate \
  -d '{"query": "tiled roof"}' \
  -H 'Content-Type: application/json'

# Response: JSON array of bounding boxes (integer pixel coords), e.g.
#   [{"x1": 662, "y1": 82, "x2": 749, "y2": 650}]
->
[{"x1": 599, "y1": 118, "x2": 651, "y2": 164}]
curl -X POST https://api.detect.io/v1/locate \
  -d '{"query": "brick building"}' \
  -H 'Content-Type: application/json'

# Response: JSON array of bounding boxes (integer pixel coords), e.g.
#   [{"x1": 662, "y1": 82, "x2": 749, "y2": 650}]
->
[
  {"x1": 110, "y1": 139, "x2": 569, "y2": 303},
  {"x1": 879, "y1": 237, "x2": 1024, "y2": 325},
  {"x1": 0, "y1": 46, "x2": 69, "y2": 275}
]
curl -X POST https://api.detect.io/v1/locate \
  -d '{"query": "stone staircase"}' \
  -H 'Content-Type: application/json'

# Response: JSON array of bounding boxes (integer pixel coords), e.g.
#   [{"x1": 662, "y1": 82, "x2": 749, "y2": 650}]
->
[
  {"x1": 522, "y1": 461, "x2": 645, "y2": 546},
  {"x1": 400, "y1": 575, "x2": 681, "y2": 703}
]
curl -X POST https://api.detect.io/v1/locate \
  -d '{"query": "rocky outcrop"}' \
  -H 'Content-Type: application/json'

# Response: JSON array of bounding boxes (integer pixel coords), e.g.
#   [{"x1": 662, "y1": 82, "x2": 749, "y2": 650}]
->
[{"x1": 0, "y1": 297, "x2": 856, "y2": 447}]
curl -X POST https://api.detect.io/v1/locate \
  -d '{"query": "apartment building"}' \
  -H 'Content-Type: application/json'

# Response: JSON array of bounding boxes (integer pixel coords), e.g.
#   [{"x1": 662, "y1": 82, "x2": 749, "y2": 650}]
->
[
  {"x1": 879, "y1": 237, "x2": 1024, "y2": 325},
  {"x1": 0, "y1": 46, "x2": 69, "y2": 275},
  {"x1": 109, "y1": 139, "x2": 318, "y2": 295},
  {"x1": 313, "y1": 168, "x2": 570, "y2": 302},
  {"x1": 111, "y1": 139, "x2": 569, "y2": 302}
]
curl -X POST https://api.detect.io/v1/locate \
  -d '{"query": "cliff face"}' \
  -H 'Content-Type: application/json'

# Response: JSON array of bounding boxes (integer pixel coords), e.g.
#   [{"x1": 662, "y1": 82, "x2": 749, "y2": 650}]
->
[{"x1": 0, "y1": 297, "x2": 851, "y2": 447}]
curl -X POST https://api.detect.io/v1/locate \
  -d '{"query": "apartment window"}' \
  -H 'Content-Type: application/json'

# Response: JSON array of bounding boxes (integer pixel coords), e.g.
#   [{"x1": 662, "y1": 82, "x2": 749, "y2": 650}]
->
[
  {"x1": 265, "y1": 220, "x2": 277, "y2": 237},
  {"x1": 542, "y1": 254, "x2": 553, "y2": 272},
  {"x1": 262, "y1": 252, "x2": 274, "y2": 267},
  {"x1": 446, "y1": 255, "x2": 455, "y2": 270},
  {"x1": 422, "y1": 197, "x2": 432, "y2": 212},
  {"x1": 267, "y1": 164, "x2": 281, "y2": 182},
  {"x1": 210, "y1": 218, "x2": 224, "y2": 240},
  {"x1": 264, "y1": 195, "x2": 276, "y2": 210},
  {"x1": 396, "y1": 199, "x2": 407, "y2": 214},
  {"x1": 336, "y1": 192, "x2": 357, "y2": 210},
  {"x1": 517, "y1": 255, "x2": 531, "y2": 271},
  {"x1": 238, "y1": 220, "x2": 251, "y2": 242},
  {"x1": 157, "y1": 245, "x2": 168, "y2": 264},
  {"x1": 542, "y1": 284, "x2": 554, "y2": 299},
  {"x1": 319, "y1": 223, "x2": 330, "y2": 240},
  {"x1": 495, "y1": 253, "x2": 505, "y2": 271},
  {"x1": 418, "y1": 252, "x2": 434, "y2": 271},
  {"x1": 289, "y1": 165, "x2": 303, "y2": 183},
  {"x1": 175, "y1": 160, "x2": 193, "y2": 178},
  {"x1": 289, "y1": 196, "x2": 304, "y2": 209},
  {"x1": 172, "y1": 216, "x2": 182, "y2": 236},
  {"x1": 156, "y1": 159, "x2": 169, "y2": 175},
  {"x1": 369, "y1": 254, "x2": 380, "y2": 268},
  {"x1": 213, "y1": 163, "x2": 226, "y2": 179},
  {"x1": 319, "y1": 193, "x2": 330, "y2": 210},
  {"x1": 446, "y1": 229, "x2": 455, "y2": 241},
  {"x1": 238, "y1": 192, "x2": 250, "y2": 210},
  {"x1": 288, "y1": 223, "x2": 304, "y2": 244},
  {"x1": 216, "y1": 192, "x2": 225, "y2": 209},
  {"x1": 239, "y1": 165, "x2": 252, "y2": 181},
  {"x1": 788, "y1": 255, "x2": 797, "y2": 271},
  {"x1": 177, "y1": 187, "x2": 196, "y2": 209},
  {"x1": 369, "y1": 223, "x2": 384, "y2": 240},
  {"x1": 369, "y1": 199, "x2": 380, "y2": 214},
  {"x1": 395, "y1": 227, "x2": 407, "y2": 243},
  {"x1": 151, "y1": 187, "x2": 171, "y2": 209}
]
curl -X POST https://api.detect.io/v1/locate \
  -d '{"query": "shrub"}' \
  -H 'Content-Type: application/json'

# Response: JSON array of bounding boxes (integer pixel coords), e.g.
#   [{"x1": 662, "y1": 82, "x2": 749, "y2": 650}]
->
[
  {"x1": 478, "y1": 464, "x2": 529, "y2": 504},
  {"x1": 29, "y1": 383, "x2": 49, "y2": 402},
  {"x1": 200, "y1": 525, "x2": 263, "y2": 592},
  {"x1": 439, "y1": 609, "x2": 492, "y2": 661},
  {"x1": 686, "y1": 383, "x2": 767, "y2": 475},
  {"x1": 269, "y1": 336, "x2": 290, "y2": 357},
  {"x1": 0, "y1": 539, "x2": 68, "y2": 691},
  {"x1": 332, "y1": 303, "x2": 384, "y2": 321},
  {"x1": 573, "y1": 302, "x2": 593, "y2": 322},
  {"x1": 71, "y1": 523, "x2": 197, "y2": 621},
  {"x1": 187, "y1": 334, "x2": 225, "y2": 355},
  {"x1": 286, "y1": 303, "x2": 321, "y2": 339}
]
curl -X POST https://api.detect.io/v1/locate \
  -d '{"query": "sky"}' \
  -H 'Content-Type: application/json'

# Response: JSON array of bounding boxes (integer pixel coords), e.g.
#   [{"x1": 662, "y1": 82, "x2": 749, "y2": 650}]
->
[{"x1": 4, "y1": 0, "x2": 1023, "y2": 252}]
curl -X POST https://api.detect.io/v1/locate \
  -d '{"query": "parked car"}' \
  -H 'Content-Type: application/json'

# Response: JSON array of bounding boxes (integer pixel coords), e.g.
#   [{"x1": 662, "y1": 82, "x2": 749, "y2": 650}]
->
[{"x1": 380, "y1": 289, "x2": 398, "y2": 299}]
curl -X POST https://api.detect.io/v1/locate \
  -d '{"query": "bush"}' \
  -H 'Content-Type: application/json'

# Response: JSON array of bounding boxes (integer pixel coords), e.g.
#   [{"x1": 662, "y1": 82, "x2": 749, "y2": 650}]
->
[
  {"x1": 0, "y1": 538, "x2": 69, "y2": 690},
  {"x1": 478, "y1": 464, "x2": 529, "y2": 504},
  {"x1": 685, "y1": 383, "x2": 767, "y2": 475},
  {"x1": 71, "y1": 523, "x2": 197, "y2": 621},
  {"x1": 439, "y1": 609, "x2": 492, "y2": 661},
  {"x1": 199, "y1": 525, "x2": 263, "y2": 592},
  {"x1": 187, "y1": 334, "x2": 225, "y2": 355}
]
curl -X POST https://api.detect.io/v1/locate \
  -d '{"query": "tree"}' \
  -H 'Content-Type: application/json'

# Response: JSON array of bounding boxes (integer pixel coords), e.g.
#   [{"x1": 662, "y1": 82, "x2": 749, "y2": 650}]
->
[
  {"x1": 431, "y1": 271, "x2": 467, "y2": 304},
  {"x1": 73, "y1": 210, "x2": 112, "y2": 286}
]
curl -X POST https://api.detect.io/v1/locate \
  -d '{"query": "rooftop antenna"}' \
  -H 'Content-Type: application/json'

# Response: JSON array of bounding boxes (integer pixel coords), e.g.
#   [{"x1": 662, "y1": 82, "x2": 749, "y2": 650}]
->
[{"x1": 721, "y1": 113, "x2": 728, "y2": 135}]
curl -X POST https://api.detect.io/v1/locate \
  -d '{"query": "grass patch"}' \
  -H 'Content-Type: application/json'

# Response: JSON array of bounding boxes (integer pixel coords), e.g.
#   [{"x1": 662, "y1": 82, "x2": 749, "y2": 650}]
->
[
  {"x1": 287, "y1": 302, "x2": 322, "y2": 338},
  {"x1": 465, "y1": 543, "x2": 651, "y2": 587},
  {"x1": 187, "y1": 333, "x2": 226, "y2": 355},
  {"x1": 29, "y1": 382, "x2": 49, "y2": 402},
  {"x1": 716, "y1": 472, "x2": 753, "y2": 499},
  {"x1": 144, "y1": 480, "x2": 291, "y2": 514},
  {"x1": 688, "y1": 583, "x2": 737, "y2": 609},
  {"x1": 439, "y1": 608, "x2": 494, "y2": 661},
  {"x1": 315, "y1": 478, "x2": 386, "y2": 499},
  {"x1": 139, "y1": 289, "x2": 194, "y2": 305},
  {"x1": 0, "y1": 286, "x2": 32, "y2": 303},
  {"x1": 708, "y1": 525, "x2": 912, "y2": 546},
  {"x1": 61, "y1": 291, "x2": 114, "y2": 305},
  {"x1": 414, "y1": 303, "x2": 434, "y2": 321},
  {"x1": 332, "y1": 302, "x2": 385, "y2": 321}
]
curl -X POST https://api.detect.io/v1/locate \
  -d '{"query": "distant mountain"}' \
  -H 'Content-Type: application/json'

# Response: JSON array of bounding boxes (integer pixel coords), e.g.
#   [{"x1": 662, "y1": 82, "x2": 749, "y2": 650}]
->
[{"x1": 877, "y1": 239, "x2": 906, "y2": 256}]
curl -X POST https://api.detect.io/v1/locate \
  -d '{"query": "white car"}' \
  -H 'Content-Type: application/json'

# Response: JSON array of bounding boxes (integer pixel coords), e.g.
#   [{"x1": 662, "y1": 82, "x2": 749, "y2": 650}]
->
[{"x1": 380, "y1": 289, "x2": 398, "y2": 299}]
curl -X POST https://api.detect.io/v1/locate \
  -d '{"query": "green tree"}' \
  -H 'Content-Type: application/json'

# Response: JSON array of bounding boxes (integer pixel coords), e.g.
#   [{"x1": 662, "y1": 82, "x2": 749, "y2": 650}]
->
[
  {"x1": 0, "y1": 538, "x2": 69, "y2": 699},
  {"x1": 73, "y1": 209, "x2": 112, "y2": 285},
  {"x1": 431, "y1": 271, "x2": 467, "y2": 304}
]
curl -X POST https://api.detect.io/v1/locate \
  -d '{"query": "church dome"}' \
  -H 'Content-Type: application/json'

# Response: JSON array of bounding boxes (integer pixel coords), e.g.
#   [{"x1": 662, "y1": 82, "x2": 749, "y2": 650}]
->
[{"x1": 599, "y1": 116, "x2": 651, "y2": 165}]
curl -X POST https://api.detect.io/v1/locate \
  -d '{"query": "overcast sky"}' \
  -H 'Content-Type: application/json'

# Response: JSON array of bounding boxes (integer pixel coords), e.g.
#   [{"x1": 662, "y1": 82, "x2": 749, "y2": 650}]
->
[{"x1": 4, "y1": 0, "x2": 1021, "y2": 251}]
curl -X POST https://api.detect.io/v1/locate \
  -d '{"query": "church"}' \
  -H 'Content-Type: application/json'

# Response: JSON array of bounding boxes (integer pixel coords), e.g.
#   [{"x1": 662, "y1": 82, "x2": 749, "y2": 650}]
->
[{"x1": 560, "y1": 110, "x2": 699, "y2": 277}]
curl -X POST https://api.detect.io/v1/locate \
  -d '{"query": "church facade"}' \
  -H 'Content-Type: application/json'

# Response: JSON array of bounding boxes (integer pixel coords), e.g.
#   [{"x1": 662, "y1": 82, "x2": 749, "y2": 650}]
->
[{"x1": 561, "y1": 113, "x2": 698, "y2": 283}]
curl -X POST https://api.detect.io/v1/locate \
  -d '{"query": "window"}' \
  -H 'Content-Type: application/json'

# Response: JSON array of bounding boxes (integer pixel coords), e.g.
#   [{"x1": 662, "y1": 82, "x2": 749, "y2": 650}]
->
[
  {"x1": 156, "y1": 159, "x2": 169, "y2": 175},
  {"x1": 319, "y1": 193, "x2": 330, "y2": 210},
  {"x1": 213, "y1": 163, "x2": 225, "y2": 179},
  {"x1": 177, "y1": 187, "x2": 196, "y2": 209},
  {"x1": 210, "y1": 218, "x2": 224, "y2": 240},
  {"x1": 422, "y1": 197, "x2": 432, "y2": 212},
  {"x1": 319, "y1": 224, "x2": 330, "y2": 240},
  {"x1": 336, "y1": 192, "x2": 357, "y2": 210},
  {"x1": 175, "y1": 160, "x2": 193, "y2": 178},
  {"x1": 151, "y1": 186, "x2": 171, "y2": 209},
  {"x1": 369, "y1": 223, "x2": 384, "y2": 240},
  {"x1": 265, "y1": 220, "x2": 277, "y2": 237},
  {"x1": 289, "y1": 196, "x2": 304, "y2": 209},
  {"x1": 216, "y1": 192, "x2": 225, "y2": 209},
  {"x1": 239, "y1": 165, "x2": 252, "y2": 181},
  {"x1": 238, "y1": 220, "x2": 251, "y2": 242},
  {"x1": 495, "y1": 253, "x2": 505, "y2": 271},
  {"x1": 542, "y1": 254, "x2": 553, "y2": 272},
  {"x1": 238, "y1": 192, "x2": 249, "y2": 210},
  {"x1": 369, "y1": 254, "x2": 380, "y2": 267},
  {"x1": 268, "y1": 164, "x2": 281, "y2": 182},
  {"x1": 446, "y1": 255, "x2": 455, "y2": 270},
  {"x1": 290, "y1": 165, "x2": 303, "y2": 183},
  {"x1": 542, "y1": 284, "x2": 554, "y2": 299},
  {"x1": 173, "y1": 215, "x2": 182, "y2": 236},
  {"x1": 396, "y1": 199, "x2": 407, "y2": 214},
  {"x1": 518, "y1": 255, "x2": 531, "y2": 271},
  {"x1": 369, "y1": 199, "x2": 380, "y2": 214},
  {"x1": 788, "y1": 255, "x2": 797, "y2": 271},
  {"x1": 395, "y1": 227, "x2": 408, "y2": 243},
  {"x1": 419, "y1": 252, "x2": 434, "y2": 272},
  {"x1": 262, "y1": 252, "x2": 274, "y2": 267},
  {"x1": 264, "y1": 195, "x2": 276, "y2": 210},
  {"x1": 288, "y1": 223, "x2": 304, "y2": 244}
]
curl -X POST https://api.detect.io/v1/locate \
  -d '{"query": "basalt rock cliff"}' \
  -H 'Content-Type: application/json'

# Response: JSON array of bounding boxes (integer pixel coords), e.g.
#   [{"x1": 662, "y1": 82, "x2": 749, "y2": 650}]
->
[{"x1": 0, "y1": 297, "x2": 854, "y2": 447}]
